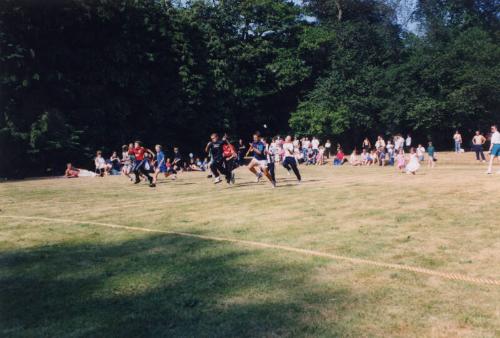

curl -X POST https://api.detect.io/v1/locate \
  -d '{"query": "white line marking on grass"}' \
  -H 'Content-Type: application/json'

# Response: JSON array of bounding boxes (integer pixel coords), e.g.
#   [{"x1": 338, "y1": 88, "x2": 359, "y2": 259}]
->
[{"x1": 1, "y1": 215, "x2": 499, "y2": 286}]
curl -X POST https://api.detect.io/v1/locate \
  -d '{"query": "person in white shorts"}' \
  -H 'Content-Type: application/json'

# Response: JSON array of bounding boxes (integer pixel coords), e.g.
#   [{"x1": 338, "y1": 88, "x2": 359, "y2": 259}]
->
[
  {"x1": 247, "y1": 131, "x2": 275, "y2": 187},
  {"x1": 487, "y1": 125, "x2": 500, "y2": 174}
]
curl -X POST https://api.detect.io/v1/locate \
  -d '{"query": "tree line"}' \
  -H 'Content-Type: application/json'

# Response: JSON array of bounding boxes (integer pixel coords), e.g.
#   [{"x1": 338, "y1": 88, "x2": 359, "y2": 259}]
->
[{"x1": 1, "y1": 0, "x2": 499, "y2": 177}]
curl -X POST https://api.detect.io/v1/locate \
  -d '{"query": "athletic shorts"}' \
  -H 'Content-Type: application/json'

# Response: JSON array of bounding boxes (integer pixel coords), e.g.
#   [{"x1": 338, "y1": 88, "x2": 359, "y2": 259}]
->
[
  {"x1": 253, "y1": 158, "x2": 267, "y2": 169},
  {"x1": 157, "y1": 165, "x2": 167, "y2": 173},
  {"x1": 491, "y1": 144, "x2": 500, "y2": 157}
]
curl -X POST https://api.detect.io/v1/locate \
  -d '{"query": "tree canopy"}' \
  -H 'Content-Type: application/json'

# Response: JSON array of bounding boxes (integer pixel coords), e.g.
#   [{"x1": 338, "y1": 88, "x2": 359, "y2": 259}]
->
[{"x1": 1, "y1": 0, "x2": 499, "y2": 177}]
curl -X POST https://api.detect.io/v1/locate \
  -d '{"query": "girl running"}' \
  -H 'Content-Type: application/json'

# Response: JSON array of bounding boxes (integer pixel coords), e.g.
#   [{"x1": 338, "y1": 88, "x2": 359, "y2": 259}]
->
[
  {"x1": 405, "y1": 147, "x2": 420, "y2": 175},
  {"x1": 282, "y1": 135, "x2": 301, "y2": 182}
]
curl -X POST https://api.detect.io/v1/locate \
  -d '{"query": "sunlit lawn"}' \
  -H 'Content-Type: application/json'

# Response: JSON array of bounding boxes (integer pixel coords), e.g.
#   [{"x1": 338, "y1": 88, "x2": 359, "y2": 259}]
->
[{"x1": 1, "y1": 152, "x2": 499, "y2": 337}]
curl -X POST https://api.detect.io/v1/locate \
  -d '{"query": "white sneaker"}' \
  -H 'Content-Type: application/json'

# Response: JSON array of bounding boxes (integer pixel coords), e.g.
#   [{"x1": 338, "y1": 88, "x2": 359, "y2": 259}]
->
[
  {"x1": 255, "y1": 173, "x2": 262, "y2": 183},
  {"x1": 214, "y1": 176, "x2": 222, "y2": 184}
]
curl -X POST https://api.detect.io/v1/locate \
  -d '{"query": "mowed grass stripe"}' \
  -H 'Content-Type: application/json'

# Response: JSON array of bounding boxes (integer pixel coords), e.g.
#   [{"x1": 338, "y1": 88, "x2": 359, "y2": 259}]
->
[{"x1": 2, "y1": 215, "x2": 499, "y2": 286}]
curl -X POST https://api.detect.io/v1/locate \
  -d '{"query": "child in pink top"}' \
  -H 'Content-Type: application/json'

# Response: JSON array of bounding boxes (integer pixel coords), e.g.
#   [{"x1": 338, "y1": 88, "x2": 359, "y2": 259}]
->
[{"x1": 396, "y1": 149, "x2": 405, "y2": 172}]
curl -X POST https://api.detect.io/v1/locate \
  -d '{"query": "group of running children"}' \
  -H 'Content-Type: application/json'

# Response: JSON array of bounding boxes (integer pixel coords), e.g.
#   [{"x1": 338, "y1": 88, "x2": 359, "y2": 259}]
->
[{"x1": 64, "y1": 124, "x2": 500, "y2": 183}]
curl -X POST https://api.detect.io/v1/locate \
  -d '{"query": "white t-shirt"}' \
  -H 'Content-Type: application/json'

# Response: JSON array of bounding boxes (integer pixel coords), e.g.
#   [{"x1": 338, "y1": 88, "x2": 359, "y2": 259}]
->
[
  {"x1": 491, "y1": 131, "x2": 500, "y2": 144},
  {"x1": 302, "y1": 140, "x2": 310, "y2": 149},
  {"x1": 405, "y1": 137, "x2": 412, "y2": 147},
  {"x1": 417, "y1": 146, "x2": 425, "y2": 157},
  {"x1": 395, "y1": 137, "x2": 404, "y2": 150},
  {"x1": 283, "y1": 143, "x2": 295, "y2": 158},
  {"x1": 312, "y1": 139, "x2": 320, "y2": 150}
]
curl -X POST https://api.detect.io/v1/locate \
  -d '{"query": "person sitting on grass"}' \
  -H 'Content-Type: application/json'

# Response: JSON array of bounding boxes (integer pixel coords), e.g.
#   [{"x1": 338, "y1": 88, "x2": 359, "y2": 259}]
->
[
  {"x1": 109, "y1": 151, "x2": 121, "y2": 175},
  {"x1": 64, "y1": 163, "x2": 80, "y2": 178},
  {"x1": 361, "y1": 149, "x2": 373, "y2": 166},
  {"x1": 94, "y1": 151, "x2": 106, "y2": 177},
  {"x1": 333, "y1": 147, "x2": 345, "y2": 166},
  {"x1": 349, "y1": 149, "x2": 362, "y2": 166}
]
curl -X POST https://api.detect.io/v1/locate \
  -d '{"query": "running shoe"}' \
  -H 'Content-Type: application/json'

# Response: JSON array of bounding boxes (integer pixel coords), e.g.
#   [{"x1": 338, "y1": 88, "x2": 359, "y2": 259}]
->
[{"x1": 214, "y1": 176, "x2": 222, "y2": 184}]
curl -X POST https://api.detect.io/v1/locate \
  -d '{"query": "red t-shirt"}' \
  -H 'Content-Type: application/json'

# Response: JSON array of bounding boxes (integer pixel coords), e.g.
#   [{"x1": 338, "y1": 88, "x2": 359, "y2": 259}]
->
[{"x1": 134, "y1": 147, "x2": 146, "y2": 161}]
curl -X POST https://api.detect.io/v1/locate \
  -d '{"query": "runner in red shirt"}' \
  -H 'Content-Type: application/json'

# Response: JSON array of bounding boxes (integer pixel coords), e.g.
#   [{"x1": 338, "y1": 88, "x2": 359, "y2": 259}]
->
[{"x1": 131, "y1": 140, "x2": 155, "y2": 187}]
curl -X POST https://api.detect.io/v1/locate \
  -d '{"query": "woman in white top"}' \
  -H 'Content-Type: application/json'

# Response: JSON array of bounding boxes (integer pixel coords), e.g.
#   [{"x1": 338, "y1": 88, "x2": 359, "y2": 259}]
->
[
  {"x1": 487, "y1": 125, "x2": 500, "y2": 174},
  {"x1": 282, "y1": 135, "x2": 301, "y2": 182}
]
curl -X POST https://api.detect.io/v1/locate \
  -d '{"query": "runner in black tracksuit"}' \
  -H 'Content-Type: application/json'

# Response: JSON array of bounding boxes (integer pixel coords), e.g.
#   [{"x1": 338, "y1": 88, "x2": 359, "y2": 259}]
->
[{"x1": 205, "y1": 133, "x2": 225, "y2": 184}]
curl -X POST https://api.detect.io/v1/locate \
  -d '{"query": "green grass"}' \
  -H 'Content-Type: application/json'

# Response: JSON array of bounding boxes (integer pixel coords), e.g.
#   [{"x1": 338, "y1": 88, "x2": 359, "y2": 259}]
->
[{"x1": 1, "y1": 153, "x2": 499, "y2": 337}]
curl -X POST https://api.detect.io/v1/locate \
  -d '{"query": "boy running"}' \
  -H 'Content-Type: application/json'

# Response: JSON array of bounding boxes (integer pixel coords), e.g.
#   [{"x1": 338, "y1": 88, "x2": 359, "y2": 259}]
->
[
  {"x1": 222, "y1": 135, "x2": 237, "y2": 184},
  {"x1": 206, "y1": 133, "x2": 225, "y2": 184},
  {"x1": 129, "y1": 141, "x2": 155, "y2": 187},
  {"x1": 248, "y1": 132, "x2": 275, "y2": 187}
]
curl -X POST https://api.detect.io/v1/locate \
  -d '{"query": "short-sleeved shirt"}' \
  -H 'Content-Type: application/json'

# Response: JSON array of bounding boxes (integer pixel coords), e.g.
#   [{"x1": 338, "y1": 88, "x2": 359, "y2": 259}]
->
[
  {"x1": 156, "y1": 151, "x2": 166, "y2": 169},
  {"x1": 283, "y1": 143, "x2": 295, "y2": 158},
  {"x1": 427, "y1": 146, "x2": 435, "y2": 156},
  {"x1": 208, "y1": 140, "x2": 224, "y2": 161},
  {"x1": 134, "y1": 147, "x2": 146, "y2": 161},
  {"x1": 252, "y1": 141, "x2": 266, "y2": 160}
]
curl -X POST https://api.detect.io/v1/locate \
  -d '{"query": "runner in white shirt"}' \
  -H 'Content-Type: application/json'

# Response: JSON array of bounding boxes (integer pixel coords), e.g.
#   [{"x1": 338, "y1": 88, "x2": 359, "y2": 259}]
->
[
  {"x1": 487, "y1": 125, "x2": 500, "y2": 174},
  {"x1": 282, "y1": 135, "x2": 301, "y2": 182}
]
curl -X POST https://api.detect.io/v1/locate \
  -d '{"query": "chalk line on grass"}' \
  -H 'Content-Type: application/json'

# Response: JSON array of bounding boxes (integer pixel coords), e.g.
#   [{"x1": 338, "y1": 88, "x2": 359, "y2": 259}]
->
[{"x1": 1, "y1": 214, "x2": 499, "y2": 286}]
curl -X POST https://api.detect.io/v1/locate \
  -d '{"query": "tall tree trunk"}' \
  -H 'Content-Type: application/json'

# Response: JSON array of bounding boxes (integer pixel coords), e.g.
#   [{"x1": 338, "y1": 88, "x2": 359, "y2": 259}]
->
[{"x1": 336, "y1": 0, "x2": 343, "y2": 21}]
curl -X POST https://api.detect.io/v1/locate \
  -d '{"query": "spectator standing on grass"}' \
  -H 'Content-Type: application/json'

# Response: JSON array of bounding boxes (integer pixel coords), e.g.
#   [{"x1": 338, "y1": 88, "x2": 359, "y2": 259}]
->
[
  {"x1": 394, "y1": 135, "x2": 404, "y2": 153},
  {"x1": 386, "y1": 140, "x2": 395, "y2": 166},
  {"x1": 487, "y1": 125, "x2": 500, "y2": 175},
  {"x1": 427, "y1": 142, "x2": 436, "y2": 168},
  {"x1": 472, "y1": 131, "x2": 486, "y2": 162},
  {"x1": 405, "y1": 134, "x2": 412, "y2": 151},
  {"x1": 311, "y1": 137, "x2": 320, "y2": 158},
  {"x1": 325, "y1": 139, "x2": 332, "y2": 159},
  {"x1": 453, "y1": 131, "x2": 462, "y2": 153}
]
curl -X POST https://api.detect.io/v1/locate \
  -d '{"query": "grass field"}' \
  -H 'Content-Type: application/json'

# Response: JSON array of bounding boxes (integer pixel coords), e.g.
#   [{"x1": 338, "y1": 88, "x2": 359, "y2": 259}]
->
[{"x1": 1, "y1": 152, "x2": 499, "y2": 337}]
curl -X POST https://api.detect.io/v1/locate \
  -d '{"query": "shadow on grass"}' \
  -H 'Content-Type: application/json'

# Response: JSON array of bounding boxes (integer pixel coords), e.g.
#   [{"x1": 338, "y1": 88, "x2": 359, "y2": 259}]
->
[{"x1": 1, "y1": 234, "x2": 358, "y2": 337}]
